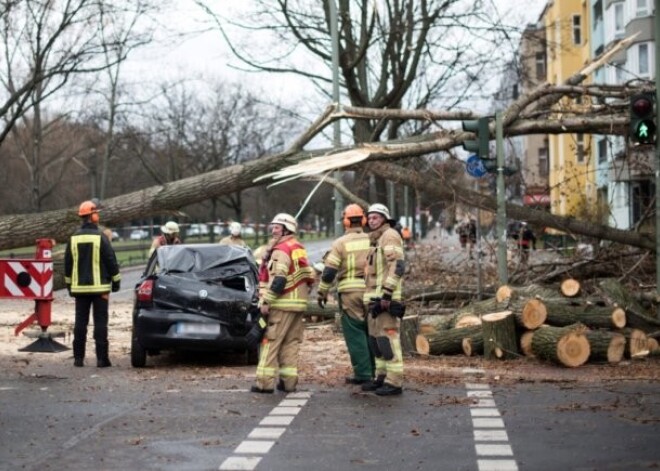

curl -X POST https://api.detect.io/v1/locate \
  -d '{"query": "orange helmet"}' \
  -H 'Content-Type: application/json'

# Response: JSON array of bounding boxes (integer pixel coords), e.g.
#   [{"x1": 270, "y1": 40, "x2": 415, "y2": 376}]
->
[
  {"x1": 78, "y1": 200, "x2": 98, "y2": 217},
  {"x1": 342, "y1": 204, "x2": 366, "y2": 228}
]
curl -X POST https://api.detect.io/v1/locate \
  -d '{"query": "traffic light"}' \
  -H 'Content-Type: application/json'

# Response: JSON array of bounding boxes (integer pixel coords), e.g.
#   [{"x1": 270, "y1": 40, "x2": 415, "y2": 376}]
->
[
  {"x1": 462, "y1": 117, "x2": 490, "y2": 159},
  {"x1": 629, "y1": 93, "x2": 656, "y2": 145}
]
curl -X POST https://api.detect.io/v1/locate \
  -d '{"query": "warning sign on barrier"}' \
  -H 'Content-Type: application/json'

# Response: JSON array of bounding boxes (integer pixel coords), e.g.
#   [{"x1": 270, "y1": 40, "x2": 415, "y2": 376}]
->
[{"x1": 0, "y1": 260, "x2": 53, "y2": 300}]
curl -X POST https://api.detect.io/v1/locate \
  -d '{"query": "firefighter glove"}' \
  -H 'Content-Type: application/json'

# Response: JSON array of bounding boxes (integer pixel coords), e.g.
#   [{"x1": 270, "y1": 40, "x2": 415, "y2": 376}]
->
[
  {"x1": 111, "y1": 280, "x2": 120, "y2": 292},
  {"x1": 245, "y1": 314, "x2": 267, "y2": 350},
  {"x1": 369, "y1": 297, "x2": 383, "y2": 318}
]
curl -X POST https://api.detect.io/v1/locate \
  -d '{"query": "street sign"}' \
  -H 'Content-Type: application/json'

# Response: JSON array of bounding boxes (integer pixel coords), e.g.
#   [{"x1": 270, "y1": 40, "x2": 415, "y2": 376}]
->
[{"x1": 466, "y1": 155, "x2": 487, "y2": 178}]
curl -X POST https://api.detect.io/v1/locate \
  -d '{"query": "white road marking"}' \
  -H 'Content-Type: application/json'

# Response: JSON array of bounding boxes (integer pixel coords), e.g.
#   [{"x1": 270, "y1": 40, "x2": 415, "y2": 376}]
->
[
  {"x1": 466, "y1": 381, "x2": 518, "y2": 471},
  {"x1": 219, "y1": 391, "x2": 312, "y2": 470},
  {"x1": 234, "y1": 440, "x2": 275, "y2": 454},
  {"x1": 219, "y1": 457, "x2": 262, "y2": 470}
]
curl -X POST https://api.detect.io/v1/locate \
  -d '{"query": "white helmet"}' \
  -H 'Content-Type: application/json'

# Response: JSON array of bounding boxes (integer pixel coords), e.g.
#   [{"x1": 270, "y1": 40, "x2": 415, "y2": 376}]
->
[
  {"x1": 367, "y1": 203, "x2": 391, "y2": 220},
  {"x1": 229, "y1": 221, "x2": 242, "y2": 236},
  {"x1": 270, "y1": 213, "x2": 297, "y2": 233},
  {"x1": 161, "y1": 221, "x2": 180, "y2": 234}
]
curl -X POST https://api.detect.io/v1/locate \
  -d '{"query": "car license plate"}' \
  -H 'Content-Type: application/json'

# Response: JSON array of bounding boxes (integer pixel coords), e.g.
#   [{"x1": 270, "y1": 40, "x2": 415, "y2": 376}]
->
[{"x1": 176, "y1": 323, "x2": 220, "y2": 335}]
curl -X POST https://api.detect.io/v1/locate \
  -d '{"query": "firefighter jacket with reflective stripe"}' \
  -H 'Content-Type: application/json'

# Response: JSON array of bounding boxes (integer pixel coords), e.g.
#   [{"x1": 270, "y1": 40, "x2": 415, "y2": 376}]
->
[
  {"x1": 64, "y1": 223, "x2": 121, "y2": 295},
  {"x1": 318, "y1": 228, "x2": 370, "y2": 295},
  {"x1": 363, "y1": 223, "x2": 404, "y2": 304},
  {"x1": 261, "y1": 235, "x2": 315, "y2": 311},
  {"x1": 219, "y1": 235, "x2": 247, "y2": 248}
]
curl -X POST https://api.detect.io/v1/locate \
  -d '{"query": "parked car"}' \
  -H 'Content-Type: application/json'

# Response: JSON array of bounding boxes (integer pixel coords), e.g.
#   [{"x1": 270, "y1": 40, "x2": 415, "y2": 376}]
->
[
  {"x1": 131, "y1": 244, "x2": 260, "y2": 367},
  {"x1": 129, "y1": 229, "x2": 150, "y2": 240}
]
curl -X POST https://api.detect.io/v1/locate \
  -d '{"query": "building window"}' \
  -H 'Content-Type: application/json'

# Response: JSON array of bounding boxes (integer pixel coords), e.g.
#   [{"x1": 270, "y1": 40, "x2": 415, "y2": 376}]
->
[
  {"x1": 539, "y1": 146, "x2": 549, "y2": 177},
  {"x1": 639, "y1": 43, "x2": 649, "y2": 76},
  {"x1": 614, "y1": 3, "x2": 624, "y2": 36},
  {"x1": 598, "y1": 138, "x2": 608, "y2": 164},
  {"x1": 576, "y1": 134, "x2": 585, "y2": 163},
  {"x1": 535, "y1": 52, "x2": 545, "y2": 80},
  {"x1": 635, "y1": 0, "x2": 649, "y2": 17},
  {"x1": 572, "y1": 15, "x2": 581, "y2": 45}
]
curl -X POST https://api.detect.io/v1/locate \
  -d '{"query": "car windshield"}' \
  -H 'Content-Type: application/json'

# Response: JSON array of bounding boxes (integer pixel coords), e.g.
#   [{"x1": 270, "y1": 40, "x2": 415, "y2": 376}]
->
[{"x1": 157, "y1": 244, "x2": 255, "y2": 278}]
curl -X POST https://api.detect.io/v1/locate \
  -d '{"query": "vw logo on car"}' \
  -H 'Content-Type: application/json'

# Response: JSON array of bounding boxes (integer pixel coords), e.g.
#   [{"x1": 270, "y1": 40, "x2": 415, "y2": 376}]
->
[{"x1": 198, "y1": 289, "x2": 208, "y2": 299}]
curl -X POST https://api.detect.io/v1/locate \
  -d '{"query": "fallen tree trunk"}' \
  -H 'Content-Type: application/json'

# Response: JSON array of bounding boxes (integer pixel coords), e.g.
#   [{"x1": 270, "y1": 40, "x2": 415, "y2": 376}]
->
[
  {"x1": 520, "y1": 330, "x2": 535, "y2": 357},
  {"x1": 598, "y1": 278, "x2": 660, "y2": 332},
  {"x1": 400, "y1": 315, "x2": 419, "y2": 354},
  {"x1": 462, "y1": 335, "x2": 484, "y2": 357},
  {"x1": 616, "y1": 328, "x2": 650, "y2": 359},
  {"x1": 416, "y1": 325, "x2": 483, "y2": 356},
  {"x1": 531, "y1": 324, "x2": 590, "y2": 367},
  {"x1": 508, "y1": 298, "x2": 548, "y2": 330},
  {"x1": 541, "y1": 301, "x2": 627, "y2": 330},
  {"x1": 418, "y1": 314, "x2": 453, "y2": 335},
  {"x1": 560, "y1": 278, "x2": 581, "y2": 297}
]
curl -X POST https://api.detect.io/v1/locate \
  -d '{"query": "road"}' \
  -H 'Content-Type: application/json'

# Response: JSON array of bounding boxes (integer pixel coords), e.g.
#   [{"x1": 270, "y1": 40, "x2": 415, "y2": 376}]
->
[
  {"x1": 2, "y1": 238, "x2": 659, "y2": 470},
  {"x1": 1, "y1": 366, "x2": 657, "y2": 471}
]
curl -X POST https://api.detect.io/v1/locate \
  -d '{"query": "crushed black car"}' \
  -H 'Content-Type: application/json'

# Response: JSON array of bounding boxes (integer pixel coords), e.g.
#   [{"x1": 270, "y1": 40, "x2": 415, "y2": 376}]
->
[{"x1": 131, "y1": 244, "x2": 260, "y2": 367}]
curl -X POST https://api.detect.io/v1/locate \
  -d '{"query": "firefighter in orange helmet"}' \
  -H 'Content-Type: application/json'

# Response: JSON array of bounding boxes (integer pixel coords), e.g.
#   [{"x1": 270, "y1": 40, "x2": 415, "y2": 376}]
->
[
  {"x1": 317, "y1": 203, "x2": 374, "y2": 385},
  {"x1": 64, "y1": 200, "x2": 121, "y2": 368},
  {"x1": 251, "y1": 213, "x2": 316, "y2": 393}
]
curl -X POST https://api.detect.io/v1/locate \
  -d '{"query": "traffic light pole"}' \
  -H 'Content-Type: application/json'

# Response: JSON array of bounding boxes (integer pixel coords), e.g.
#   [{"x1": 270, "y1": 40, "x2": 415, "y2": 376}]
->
[{"x1": 496, "y1": 112, "x2": 508, "y2": 285}]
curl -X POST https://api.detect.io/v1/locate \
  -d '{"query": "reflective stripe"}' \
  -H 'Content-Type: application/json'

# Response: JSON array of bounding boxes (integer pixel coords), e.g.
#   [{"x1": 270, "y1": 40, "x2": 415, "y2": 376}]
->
[
  {"x1": 70, "y1": 234, "x2": 112, "y2": 293},
  {"x1": 279, "y1": 366, "x2": 297, "y2": 377}
]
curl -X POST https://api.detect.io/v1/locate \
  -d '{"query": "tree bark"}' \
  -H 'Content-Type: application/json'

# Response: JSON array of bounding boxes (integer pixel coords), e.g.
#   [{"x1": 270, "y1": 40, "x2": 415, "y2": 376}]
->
[
  {"x1": 416, "y1": 325, "x2": 482, "y2": 356},
  {"x1": 531, "y1": 324, "x2": 590, "y2": 367},
  {"x1": 542, "y1": 302, "x2": 627, "y2": 330},
  {"x1": 598, "y1": 278, "x2": 660, "y2": 330},
  {"x1": 584, "y1": 330, "x2": 626, "y2": 364},
  {"x1": 481, "y1": 311, "x2": 518, "y2": 360},
  {"x1": 462, "y1": 335, "x2": 484, "y2": 357}
]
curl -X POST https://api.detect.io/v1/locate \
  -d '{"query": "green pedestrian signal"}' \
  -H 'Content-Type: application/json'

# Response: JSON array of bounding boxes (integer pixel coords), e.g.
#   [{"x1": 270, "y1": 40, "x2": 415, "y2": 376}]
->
[{"x1": 629, "y1": 93, "x2": 656, "y2": 145}]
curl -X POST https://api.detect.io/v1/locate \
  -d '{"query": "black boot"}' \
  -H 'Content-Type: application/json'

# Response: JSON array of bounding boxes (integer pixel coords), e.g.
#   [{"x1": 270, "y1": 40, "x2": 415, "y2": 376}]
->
[
  {"x1": 97, "y1": 358, "x2": 112, "y2": 368},
  {"x1": 361, "y1": 375, "x2": 385, "y2": 392},
  {"x1": 375, "y1": 383, "x2": 403, "y2": 396},
  {"x1": 250, "y1": 386, "x2": 274, "y2": 394},
  {"x1": 74, "y1": 357, "x2": 84, "y2": 367}
]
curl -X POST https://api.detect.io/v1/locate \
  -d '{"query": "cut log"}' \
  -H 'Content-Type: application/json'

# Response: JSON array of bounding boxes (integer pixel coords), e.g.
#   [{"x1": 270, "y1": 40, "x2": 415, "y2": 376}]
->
[
  {"x1": 598, "y1": 278, "x2": 660, "y2": 333},
  {"x1": 415, "y1": 325, "x2": 483, "y2": 356},
  {"x1": 453, "y1": 313, "x2": 482, "y2": 329},
  {"x1": 417, "y1": 314, "x2": 453, "y2": 335},
  {"x1": 531, "y1": 324, "x2": 590, "y2": 367},
  {"x1": 648, "y1": 337, "x2": 659, "y2": 353},
  {"x1": 462, "y1": 336, "x2": 484, "y2": 357},
  {"x1": 481, "y1": 311, "x2": 518, "y2": 360},
  {"x1": 399, "y1": 315, "x2": 419, "y2": 354},
  {"x1": 540, "y1": 301, "x2": 626, "y2": 330},
  {"x1": 519, "y1": 331, "x2": 535, "y2": 357},
  {"x1": 584, "y1": 330, "x2": 626, "y2": 364},
  {"x1": 494, "y1": 284, "x2": 559, "y2": 303},
  {"x1": 560, "y1": 278, "x2": 581, "y2": 297},
  {"x1": 616, "y1": 328, "x2": 650, "y2": 359},
  {"x1": 448, "y1": 297, "x2": 507, "y2": 328},
  {"x1": 519, "y1": 299, "x2": 548, "y2": 330}
]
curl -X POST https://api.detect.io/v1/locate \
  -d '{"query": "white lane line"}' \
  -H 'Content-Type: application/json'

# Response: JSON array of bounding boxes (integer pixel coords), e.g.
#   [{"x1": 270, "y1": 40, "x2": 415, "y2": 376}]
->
[
  {"x1": 234, "y1": 440, "x2": 275, "y2": 454},
  {"x1": 219, "y1": 391, "x2": 312, "y2": 470},
  {"x1": 248, "y1": 428, "x2": 286, "y2": 439},
  {"x1": 0, "y1": 387, "x2": 18, "y2": 391},
  {"x1": 269, "y1": 406, "x2": 302, "y2": 415},
  {"x1": 219, "y1": 457, "x2": 262, "y2": 470},
  {"x1": 466, "y1": 382, "x2": 518, "y2": 471},
  {"x1": 470, "y1": 408, "x2": 501, "y2": 417},
  {"x1": 259, "y1": 416, "x2": 294, "y2": 426},
  {"x1": 474, "y1": 430, "x2": 509, "y2": 441},
  {"x1": 477, "y1": 459, "x2": 519, "y2": 471},
  {"x1": 475, "y1": 444, "x2": 513, "y2": 456}
]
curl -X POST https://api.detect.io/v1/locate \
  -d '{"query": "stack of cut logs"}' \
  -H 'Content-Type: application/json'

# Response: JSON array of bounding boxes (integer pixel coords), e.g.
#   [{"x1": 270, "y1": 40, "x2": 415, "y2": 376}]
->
[{"x1": 409, "y1": 278, "x2": 660, "y2": 367}]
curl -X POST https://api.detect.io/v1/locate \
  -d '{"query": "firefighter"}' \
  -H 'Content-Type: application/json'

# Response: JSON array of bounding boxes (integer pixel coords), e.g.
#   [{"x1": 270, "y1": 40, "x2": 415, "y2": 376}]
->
[
  {"x1": 317, "y1": 204, "x2": 374, "y2": 385},
  {"x1": 149, "y1": 221, "x2": 181, "y2": 256},
  {"x1": 361, "y1": 203, "x2": 405, "y2": 396},
  {"x1": 219, "y1": 221, "x2": 248, "y2": 248},
  {"x1": 252, "y1": 213, "x2": 316, "y2": 393},
  {"x1": 64, "y1": 200, "x2": 121, "y2": 368}
]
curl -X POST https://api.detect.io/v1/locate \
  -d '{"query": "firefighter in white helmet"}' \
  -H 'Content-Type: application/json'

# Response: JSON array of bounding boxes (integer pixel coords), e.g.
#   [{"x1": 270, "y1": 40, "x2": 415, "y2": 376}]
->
[
  {"x1": 149, "y1": 221, "x2": 181, "y2": 256},
  {"x1": 361, "y1": 203, "x2": 406, "y2": 396},
  {"x1": 219, "y1": 221, "x2": 248, "y2": 248},
  {"x1": 251, "y1": 213, "x2": 316, "y2": 393}
]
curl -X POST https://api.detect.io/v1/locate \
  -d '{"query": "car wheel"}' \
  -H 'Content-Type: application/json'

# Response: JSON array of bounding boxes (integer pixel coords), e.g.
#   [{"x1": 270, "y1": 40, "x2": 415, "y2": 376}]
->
[
  {"x1": 131, "y1": 336, "x2": 147, "y2": 367},
  {"x1": 246, "y1": 347, "x2": 260, "y2": 366}
]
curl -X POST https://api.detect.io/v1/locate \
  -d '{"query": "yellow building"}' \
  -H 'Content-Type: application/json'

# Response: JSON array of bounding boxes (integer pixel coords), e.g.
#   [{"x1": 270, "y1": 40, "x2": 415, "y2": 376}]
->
[{"x1": 544, "y1": 0, "x2": 597, "y2": 222}]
